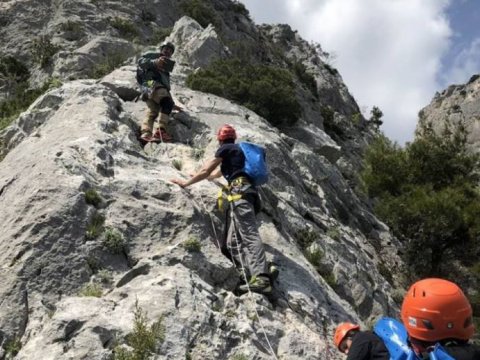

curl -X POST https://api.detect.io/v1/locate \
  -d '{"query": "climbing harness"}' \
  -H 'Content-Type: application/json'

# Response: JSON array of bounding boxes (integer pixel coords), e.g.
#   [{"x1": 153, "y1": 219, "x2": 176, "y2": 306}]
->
[{"x1": 216, "y1": 177, "x2": 248, "y2": 211}]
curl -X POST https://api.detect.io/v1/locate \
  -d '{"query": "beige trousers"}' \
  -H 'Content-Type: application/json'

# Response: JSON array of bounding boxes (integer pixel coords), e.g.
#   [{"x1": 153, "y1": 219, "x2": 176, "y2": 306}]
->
[{"x1": 141, "y1": 88, "x2": 171, "y2": 135}]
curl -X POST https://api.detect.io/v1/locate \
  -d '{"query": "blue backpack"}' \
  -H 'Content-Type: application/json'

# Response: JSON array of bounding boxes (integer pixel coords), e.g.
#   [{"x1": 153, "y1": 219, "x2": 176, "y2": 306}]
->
[
  {"x1": 374, "y1": 318, "x2": 412, "y2": 360},
  {"x1": 239, "y1": 142, "x2": 268, "y2": 186},
  {"x1": 374, "y1": 318, "x2": 455, "y2": 360}
]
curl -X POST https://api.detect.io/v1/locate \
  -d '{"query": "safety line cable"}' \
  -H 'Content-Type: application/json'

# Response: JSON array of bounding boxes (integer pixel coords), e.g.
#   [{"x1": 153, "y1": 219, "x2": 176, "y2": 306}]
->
[
  {"x1": 228, "y1": 202, "x2": 279, "y2": 360},
  {"x1": 194, "y1": 185, "x2": 278, "y2": 360}
]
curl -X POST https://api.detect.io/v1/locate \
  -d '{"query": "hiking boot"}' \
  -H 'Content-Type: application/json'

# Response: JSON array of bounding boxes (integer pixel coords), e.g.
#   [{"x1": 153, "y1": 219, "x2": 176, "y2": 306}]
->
[
  {"x1": 237, "y1": 275, "x2": 272, "y2": 295},
  {"x1": 153, "y1": 128, "x2": 172, "y2": 142},
  {"x1": 268, "y1": 262, "x2": 279, "y2": 281}
]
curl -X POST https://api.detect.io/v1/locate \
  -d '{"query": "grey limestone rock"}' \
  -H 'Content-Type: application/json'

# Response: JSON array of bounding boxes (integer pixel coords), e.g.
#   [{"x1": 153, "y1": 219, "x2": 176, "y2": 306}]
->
[{"x1": 0, "y1": 4, "x2": 405, "y2": 360}]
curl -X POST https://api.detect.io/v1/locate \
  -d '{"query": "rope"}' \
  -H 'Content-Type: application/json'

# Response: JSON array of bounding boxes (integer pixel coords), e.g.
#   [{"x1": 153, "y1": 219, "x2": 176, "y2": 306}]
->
[
  {"x1": 195, "y1": 183, "x2": 278, "y2": 359},
  {"x1": 227, "y1": 201, "x2": 280, "y2": 360},
  {"x1": 197, "y1": 191, "x2": 222, "y2": 251}
]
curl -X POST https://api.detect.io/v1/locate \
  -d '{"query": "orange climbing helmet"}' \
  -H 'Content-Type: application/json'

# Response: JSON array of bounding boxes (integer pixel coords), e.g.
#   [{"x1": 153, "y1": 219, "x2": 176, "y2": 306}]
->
[
  {"x1": 334, "y1": 322, "x2": 360, "y2": 349},
  {"x1": 401, "y1": 278, "x2": 474, "y2": 342},
  {"x1": 217, "y1": 124, "x2": 237, "y2": 141}
]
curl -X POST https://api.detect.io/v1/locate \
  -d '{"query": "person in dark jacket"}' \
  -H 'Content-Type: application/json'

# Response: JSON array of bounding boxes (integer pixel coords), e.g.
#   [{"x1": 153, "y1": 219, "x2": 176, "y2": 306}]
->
[
  {"x1": 170, "y1": 124, "x2": 272, "y2": 295},
  {"x1": 401, "y1": 278, "x2": 480, "y2": 360},
  {"x1": 334, "y1": 322, "x2": 390, "y2": 360},
  {"x1": 137, "y1": 41, "x2": 179, "y2": 142}
]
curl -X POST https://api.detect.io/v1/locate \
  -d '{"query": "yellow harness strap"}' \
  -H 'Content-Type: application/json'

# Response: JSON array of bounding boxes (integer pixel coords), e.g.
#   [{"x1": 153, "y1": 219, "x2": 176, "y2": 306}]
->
[{"x1": 217, "y1": 186, "x2": 243, "y2": 211}]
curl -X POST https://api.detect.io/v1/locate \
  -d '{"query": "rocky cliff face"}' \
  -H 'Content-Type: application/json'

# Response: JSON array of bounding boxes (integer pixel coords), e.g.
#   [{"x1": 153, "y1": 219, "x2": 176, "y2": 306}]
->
[
  {"x1": 417, "y1": 74, "x2": 480, "y2": 152},
  {"x1": 0, "y1": 1, "x2": 403, "y2": 359}
]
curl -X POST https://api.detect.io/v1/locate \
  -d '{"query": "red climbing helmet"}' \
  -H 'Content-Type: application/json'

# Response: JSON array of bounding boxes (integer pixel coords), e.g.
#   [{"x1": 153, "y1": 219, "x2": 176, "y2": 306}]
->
[
  {"x1": 217, "y1": 124, "x2": 237, "y2": 141},
  {"x1": 401, "y1": 278, "x2": 474, "y2": 342},
  {"x1": 334, "y1": 323, "x2": 360, "y2": 350}
]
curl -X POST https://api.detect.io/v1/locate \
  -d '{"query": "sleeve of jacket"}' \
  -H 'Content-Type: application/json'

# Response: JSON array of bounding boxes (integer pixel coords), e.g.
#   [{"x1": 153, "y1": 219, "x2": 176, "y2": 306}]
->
[
  {"x1": 137, "y1": 52, "x2": 159, "y2": 71},
  {"x1": 346, "y1": 342, "x2": 370, "y2": 360}
]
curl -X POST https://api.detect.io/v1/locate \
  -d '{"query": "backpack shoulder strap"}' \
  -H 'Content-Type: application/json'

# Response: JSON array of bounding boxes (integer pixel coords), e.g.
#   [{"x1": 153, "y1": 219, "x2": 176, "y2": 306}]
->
[
  {"x1": 374, "y1": 317, "x2": 415, "y2": 360},
  {"x1": 428, "y1": 344, "x2": 456, "y2": 360}
]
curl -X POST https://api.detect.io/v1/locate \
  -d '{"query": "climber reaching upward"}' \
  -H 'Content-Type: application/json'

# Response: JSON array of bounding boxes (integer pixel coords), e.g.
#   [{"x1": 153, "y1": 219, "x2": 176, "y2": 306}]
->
[{"x1": 171, "y1": 124, "x2": 273, "y2": 295}]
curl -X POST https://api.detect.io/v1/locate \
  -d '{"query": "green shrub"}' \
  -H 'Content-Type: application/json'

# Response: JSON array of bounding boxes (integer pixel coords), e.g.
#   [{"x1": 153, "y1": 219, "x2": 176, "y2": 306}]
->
[
  {"x1": 323, "y1": 272, "x2": 337, "y2": 289},
  {"x1": 294, "y1": 228, "x2": 318, "y2": 249},
  {"x1": 324, "y1": 63, "x2": 338, "y2": 76},
  {"x1": 290, "y1": 60, "x2": 317, "y2": 98},
  {"x1": 360, "y1": 135, "x2": 407, "y2": 198},
  {"x1": 149, "y1": 27, "x2": 171, "y2": 45},
  {"x1": 5, "y1": 337, "x2": 22, "y2": 357},
  {"x1": 321, "y1": 106, "x2": 343, "y2": 137},
  {"x1": 86, "y1": 255, "x2": 101, "y2": 273},
  {"x1": 186, "y1": 58, "x2": 301, "y2": 126},
  {"x1": 305, "y1": 247, "x2": 324, "y2": 268},
  {"x1": 85, "y1": 188, "x2": 102, "y2": 207},
  {"x1": 326, "y1": 226, "x2": 341, "y2": 241},
  {"x1": 361, "y1": 126, "x2": 480, "y2": 279},
  {"x1": 140, "y1": 9, "x2": 156, "y2": 23},
  {"x1": 79, "y1": 283, "x2": 103, "y2": 297},
  {"x1": 110, "y1": 17, "x2": 139, "y2": 41},
  {"x1": 86, "y1": 213, "x2": 105, "y2": 239},
  {"x1": 369, "y1": 106, "x2": 383, "y2": 129},
  {"x1": 378, "y1": 262, "x2": 393, "y2": 284},
  {"x1": 183, "y1": 237, "x2": 202, "y2": 253},
  {"x1": 97, "y1": 269, "x2": 113, "y2": 285},
  {"x1": 90, "y1": 52, "x2": 127, "y2": 78},
  {"x1": 172, "y1": 159, "x2": 183, "y2": 171},
  {"x1": 0, "y1": 78, "x2": 61, "y2": 131},
  {"x1": 31, "y1": 35, "x2": 60, "y2": 68},
  {"x1": 352, "y1": 112, "x2": 362, "y2": 126},
  {"x1": 103, "y1": 227, "x2": 126, "y2": 254},
  {"x1": 190, "y1": 147, "x2": 205, "y2": 160},
  {"x1": 60, "y1": 20, "x2": 82, "y2": 33},
  {"x1": 113, "y1": 301, "x2": 165, "y2": 360},
  {"x1": 230, "y1": 355, "x2": 248, "y2": 360},
  {"x1": 0, "y1": 56, "x2": 29, "y2": 83},
  {"x1": 229, "y1": 1, "x2": 250, "y2": 18},
  {"x1": 179, "y1": 0, "x2": 221, "y2": 29}
]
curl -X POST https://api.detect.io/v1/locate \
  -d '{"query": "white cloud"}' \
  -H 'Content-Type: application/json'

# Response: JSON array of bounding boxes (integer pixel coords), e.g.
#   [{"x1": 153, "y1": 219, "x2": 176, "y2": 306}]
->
[
  {"x1": 443, "y1": 37, "x2": 480, "y2": 85},
  {"x1": 241, "y1": 0, "x2": 453, "y2": 144}
]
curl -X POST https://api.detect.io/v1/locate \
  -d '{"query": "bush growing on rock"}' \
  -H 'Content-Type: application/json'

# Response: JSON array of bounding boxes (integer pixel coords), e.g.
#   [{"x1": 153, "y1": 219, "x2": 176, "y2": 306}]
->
[
  {"x1": 4, "y1": 337, "x2": 22, "y2": 358},
  {"x1": 109, "y1": 17, "x2": 139, "y2": 41},
  {"x1": 0, "y1": 56, "x2": 29, "y2": 85},
  {"x1": 85, "y1": 188, "x2": 102, "y2": 207},
  {"x1": 179, "y1": 0, "x2": 220, "y2": 29},
  {"x1": 86, "y1": 213, "x2": 105, "y2": 240},
  {"x1": 90, "y1": 52, "x2": 127, "y2": 79},
  {"x1": 31, "y1": 35, "x2": 60, "y2": 68},
  {"x1": 103, "y1": 227, "x2": 126, "y2": 254},
  {"x1": 186, "y1": 58, "x2": 301, "y2": 126},
  {"x1": 113, "y1": 301, "x2": 165, "y2": 360},
  {"x1": 0, "y1": 78, "x2": 62, "y2": 131},
  {"x1": 149, "y1": 27, "x2": 171, "y2": 45},
  {"x1": 288, "y1": 60, "x2": 318, "y2": 98},
  {"x1": 183, "y1": 237, "x2": 201, "y2": 253},
  {"x1": 79, "y1": 283, "x2": 103, "y2": 297}
]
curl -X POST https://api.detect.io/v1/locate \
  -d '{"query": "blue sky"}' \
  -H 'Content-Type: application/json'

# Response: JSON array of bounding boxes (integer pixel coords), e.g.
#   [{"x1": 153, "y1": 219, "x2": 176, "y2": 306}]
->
[{"x1": 240, "y1": 0, "x2": 480, "y2": 144}]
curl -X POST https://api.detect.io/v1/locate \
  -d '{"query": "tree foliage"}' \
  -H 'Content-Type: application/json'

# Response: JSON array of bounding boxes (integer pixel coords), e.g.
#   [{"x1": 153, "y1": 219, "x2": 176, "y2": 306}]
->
[
  {"x1": 186, "y1": 58, "x2": 301, "y2": 126},
  {"x1": 179, "y1": 0, "x2": 221, "y2": 29},
  {"x1": 361, "y1": 126, "x2": 480, "y2": 279}
]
